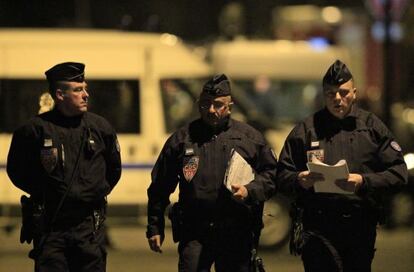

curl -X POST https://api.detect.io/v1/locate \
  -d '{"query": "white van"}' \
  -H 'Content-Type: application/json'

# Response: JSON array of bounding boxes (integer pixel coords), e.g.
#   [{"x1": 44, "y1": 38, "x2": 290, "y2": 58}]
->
[{"x1": 0, "y1": 28, "x2": 211, "y2": 218}]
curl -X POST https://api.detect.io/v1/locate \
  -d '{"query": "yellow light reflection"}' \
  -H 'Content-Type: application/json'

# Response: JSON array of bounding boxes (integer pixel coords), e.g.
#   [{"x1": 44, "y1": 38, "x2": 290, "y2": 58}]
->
[
  {"x1": 160, "y1": 33, "x2": 178, "y2": 46},
  {"x1": 402, "y1": 108, "x2": 414, "y2": 124},
  {"x1": 404, "y1": 153, "x2": 414, "y2": 170},
  {"x1": 321, "y1": 6, "x2": 342, "y2": 24}
]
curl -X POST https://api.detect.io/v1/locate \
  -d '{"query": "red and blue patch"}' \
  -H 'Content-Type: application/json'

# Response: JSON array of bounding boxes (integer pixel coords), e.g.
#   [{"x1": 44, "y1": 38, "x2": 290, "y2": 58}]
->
[{"x1": 183, "y1": 156, "x2": 199, "y2": 182}]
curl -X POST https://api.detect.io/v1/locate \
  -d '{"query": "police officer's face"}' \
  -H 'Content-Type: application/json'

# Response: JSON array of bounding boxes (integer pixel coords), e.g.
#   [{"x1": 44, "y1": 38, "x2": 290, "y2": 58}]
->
[
  {"x1": 323, "y1": 80, "x2": 356, "y2": 119},
  {"x1": 57, "y1": 81, "x2": 89, "y2": 116},
  {"x1": 198, "y1": 94, "x2": 232, "y2": 127}
]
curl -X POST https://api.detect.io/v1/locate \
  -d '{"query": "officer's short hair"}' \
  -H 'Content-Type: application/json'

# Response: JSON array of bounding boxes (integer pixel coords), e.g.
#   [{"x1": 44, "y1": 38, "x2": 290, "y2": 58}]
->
[
  {"x1": 201, "y1": 74, "x2": 231, "y2": 97},
  {"x1": 322, "y1": 59, "x2": 353, "y2": 87}
]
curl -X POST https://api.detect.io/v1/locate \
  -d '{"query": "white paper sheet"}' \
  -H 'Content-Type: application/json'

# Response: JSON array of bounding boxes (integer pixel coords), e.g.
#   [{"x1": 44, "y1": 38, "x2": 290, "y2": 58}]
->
[
  {"x1": 306, "y1": 159, "x2": 353, "y2": 194},
  {"x1": 224, "y1": 149, "x2": 255, "y2": 192}
]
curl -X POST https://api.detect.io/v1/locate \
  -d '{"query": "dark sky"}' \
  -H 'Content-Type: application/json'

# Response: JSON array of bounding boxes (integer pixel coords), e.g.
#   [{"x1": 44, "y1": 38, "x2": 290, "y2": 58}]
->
[{"x1": 0, "y1": 0, "x2": 364, "y2": 41}]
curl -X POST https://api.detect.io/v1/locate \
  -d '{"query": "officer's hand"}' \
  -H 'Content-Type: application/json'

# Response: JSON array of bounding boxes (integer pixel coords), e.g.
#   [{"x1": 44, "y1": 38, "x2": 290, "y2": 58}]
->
[
  {"x1": 335, "y1": 173, "x2": 363, "y2": 192},
  {"x1": 231, "y1": 184, "x2": 248, "y2": 201},
  {"x1": 148, "y1": 235, "x2": 163, "y2": 253},
  {"x1": 297, "y1": 171, "x2": 324, "y2": 189}
]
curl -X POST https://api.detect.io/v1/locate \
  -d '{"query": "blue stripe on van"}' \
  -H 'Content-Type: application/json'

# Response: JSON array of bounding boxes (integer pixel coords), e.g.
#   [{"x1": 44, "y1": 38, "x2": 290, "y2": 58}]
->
[
  {"x1": 0, "y1": 163, "x2": 154, "y2": 170},
  {"x1": 122, "y1": 163, "x2": 154, "y2": 169}
]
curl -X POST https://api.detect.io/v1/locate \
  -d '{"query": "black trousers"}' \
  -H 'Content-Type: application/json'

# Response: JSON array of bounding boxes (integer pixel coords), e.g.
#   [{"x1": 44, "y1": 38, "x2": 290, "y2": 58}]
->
[
  {"x1": 177, "y1": 226, "x2": 253, "y2": 272},
  {"x1": 301, "y1": 209, "x2": 377, "y2": 272},
  {"x1": 32, "y1": 215, "x2": 106, "y2": 272}
]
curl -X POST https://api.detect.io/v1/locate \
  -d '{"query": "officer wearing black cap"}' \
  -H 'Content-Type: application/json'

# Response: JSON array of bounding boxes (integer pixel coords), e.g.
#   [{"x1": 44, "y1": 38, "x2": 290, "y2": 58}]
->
[
  {"x1": 277, "y1": 60, "x2": 407, "y2": 272},
  {"x1": 7, "y1": 62, "x2": 121, "y2": 272},
  {"x1": 147, "y1": 74, "x2": 277, "y2": 272}
]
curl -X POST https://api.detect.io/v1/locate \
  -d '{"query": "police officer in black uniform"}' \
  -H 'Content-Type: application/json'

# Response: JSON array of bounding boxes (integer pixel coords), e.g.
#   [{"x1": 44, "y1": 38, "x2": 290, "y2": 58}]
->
[
  {"x1": 277, "y1": 60, "x2": 408, "y2": 272},
  {"x1": 147, "y1": 74, "x2": 277, "y2": 272},
  {"x1": 7, "y1": 62, "x2": 122, "y2": 272}
]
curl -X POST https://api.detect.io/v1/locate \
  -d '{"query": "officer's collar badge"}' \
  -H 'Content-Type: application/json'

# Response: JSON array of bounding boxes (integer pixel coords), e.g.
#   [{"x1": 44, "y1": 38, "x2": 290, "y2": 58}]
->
[{"x1": 390, "y1": 141, "x2": 402, "y2": 152}]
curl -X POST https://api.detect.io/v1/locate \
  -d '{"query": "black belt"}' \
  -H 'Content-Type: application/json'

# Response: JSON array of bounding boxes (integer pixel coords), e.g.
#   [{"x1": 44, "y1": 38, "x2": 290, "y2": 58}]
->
[{"x1": 51, "y1": 214, "x2": 93, "y2": 231}]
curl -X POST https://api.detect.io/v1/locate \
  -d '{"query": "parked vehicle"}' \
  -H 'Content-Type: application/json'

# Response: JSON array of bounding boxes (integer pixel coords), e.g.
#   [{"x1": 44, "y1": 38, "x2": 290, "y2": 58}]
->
[{"x1": 0, "y1": 27, "x2": 210, "y2": 231}]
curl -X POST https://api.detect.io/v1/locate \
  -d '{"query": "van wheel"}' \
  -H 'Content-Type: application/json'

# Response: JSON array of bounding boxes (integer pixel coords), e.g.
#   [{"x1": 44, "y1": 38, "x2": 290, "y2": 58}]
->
[{"x1": 259, "y1": 196, "x2": 291, "y2": 251}]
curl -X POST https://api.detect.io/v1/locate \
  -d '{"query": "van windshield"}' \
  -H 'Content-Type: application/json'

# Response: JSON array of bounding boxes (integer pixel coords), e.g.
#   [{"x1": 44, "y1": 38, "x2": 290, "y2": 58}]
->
[
  {"x1": 231, "y1": 78, "x2": 323, "y2": 130},
  {"x1": 0, "y1": 79, "x2": 140, "y2": 133},
  {"x1": 160, "y1": 78, "x2": 199, "y2": 132},
  {"x1": 161, "y1": 78, "x2": 249, "y2": 133},
  {"x1": 160, "y1": 77, "x2": 320, "y2": 133},
  {"x1": 87, "y1": 80, "x2": 140, "y2": 133}
]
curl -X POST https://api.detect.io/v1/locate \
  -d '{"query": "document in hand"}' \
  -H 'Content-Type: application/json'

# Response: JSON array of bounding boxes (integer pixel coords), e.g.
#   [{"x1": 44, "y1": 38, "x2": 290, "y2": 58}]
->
[
  {"x1": 306, "y1": 159, "x2": 352, "y2": 194},
  {"x1": 224, "y1": 149, "x2": 255, "y2": 192}
]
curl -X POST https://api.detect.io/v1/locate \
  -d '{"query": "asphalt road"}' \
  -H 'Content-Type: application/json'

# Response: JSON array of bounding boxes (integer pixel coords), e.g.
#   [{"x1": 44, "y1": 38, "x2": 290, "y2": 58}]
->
[{"x1": 0, "y1": 224, "x2": 413, "y2": 272}]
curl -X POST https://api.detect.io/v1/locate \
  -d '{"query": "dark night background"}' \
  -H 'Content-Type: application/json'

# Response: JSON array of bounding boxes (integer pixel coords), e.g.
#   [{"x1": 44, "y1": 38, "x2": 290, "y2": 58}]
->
[{"x1": 0, "y1": 1, "x2": 366, "y2": 41}]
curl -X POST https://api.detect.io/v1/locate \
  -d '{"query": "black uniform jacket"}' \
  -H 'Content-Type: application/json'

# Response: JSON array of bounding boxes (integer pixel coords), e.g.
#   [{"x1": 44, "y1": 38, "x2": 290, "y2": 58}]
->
[
  {"x1": 7, "y1": 108, "x2": 122, "y2": 219},
  {"x1": 147, "y1": 118, "x2": 277, "y2": 238},
  {"x1": 277, "y1": 106, "x2": 408, "y2": 220}
]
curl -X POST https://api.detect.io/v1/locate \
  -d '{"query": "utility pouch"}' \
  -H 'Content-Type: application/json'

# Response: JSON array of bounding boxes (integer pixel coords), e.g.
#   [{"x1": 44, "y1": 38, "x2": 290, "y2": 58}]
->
[
  {"x1": 93, "y1": 210, "x2": 102, "y2": 231},
  {"x1": 92, "y1": 200, "x2": 107, "y2": 233},
  {"x1": 168, "y1": 202, "x2": 183, "y2": 243},
  {"x1": 20, "y1": 195, "x2": 44, "y2": 244},
  {"x1": 289, "y1": 202, "x2": 306, "y2": 256}
]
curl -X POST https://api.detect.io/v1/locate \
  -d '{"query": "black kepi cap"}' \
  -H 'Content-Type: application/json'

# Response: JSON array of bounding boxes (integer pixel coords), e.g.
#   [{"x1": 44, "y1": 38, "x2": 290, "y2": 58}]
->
[
  {"x1": 323, "y1": 59, "x2": 353, "y2": 86},
  {"x1": 45, "y1": 62, "x2": 85, "y2": 83},
  {"x1": 202, "y1": 74, "x2": 231, "y2": 97}
]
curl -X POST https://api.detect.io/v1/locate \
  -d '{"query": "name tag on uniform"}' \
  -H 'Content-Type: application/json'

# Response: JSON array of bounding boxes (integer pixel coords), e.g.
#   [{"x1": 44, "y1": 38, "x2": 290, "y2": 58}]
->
[
  {"x1": 44, "y1": 138, "x2": 53, "y2": 147},
  {"x1": 311, "y1": 141, "x2": 319, "y2": 148},
  {"x1": 185, "y1": 148, "x2": 194, "y2": 156}
]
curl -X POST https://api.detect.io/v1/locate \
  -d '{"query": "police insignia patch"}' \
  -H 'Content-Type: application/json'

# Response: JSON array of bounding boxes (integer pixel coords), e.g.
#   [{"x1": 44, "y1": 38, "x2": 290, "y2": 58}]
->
[
  {"x1": 183, "y1": 156, "x2": 199, "y2": 182},
  {"x1": 40, "y1": 148, "x2": 58, "y2": 173},
  {"x1": 306, "y1": 149, "x2": 325, "y2": 162},
  {"x1": 390, "y1": 141, "x2": 402, "y2": 152}
]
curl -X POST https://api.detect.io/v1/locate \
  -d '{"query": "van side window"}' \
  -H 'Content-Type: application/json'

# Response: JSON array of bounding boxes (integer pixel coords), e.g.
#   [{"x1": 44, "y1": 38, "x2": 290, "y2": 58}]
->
[
  {"x1": 235, "y1": 78, "x2": 321, "y2": 128},
  {"x1": 87, "y1": 80, "x2": 140, "y2": 133},
  {"x1": 0, "y1": 79, "x2": 140, "y2": 133},
  {"x1": 160, "y1": 79, "x2": 200, "y2": 133},
  {"x1": 0, "y1": 79, "x2": 48, "y2": 132}
]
